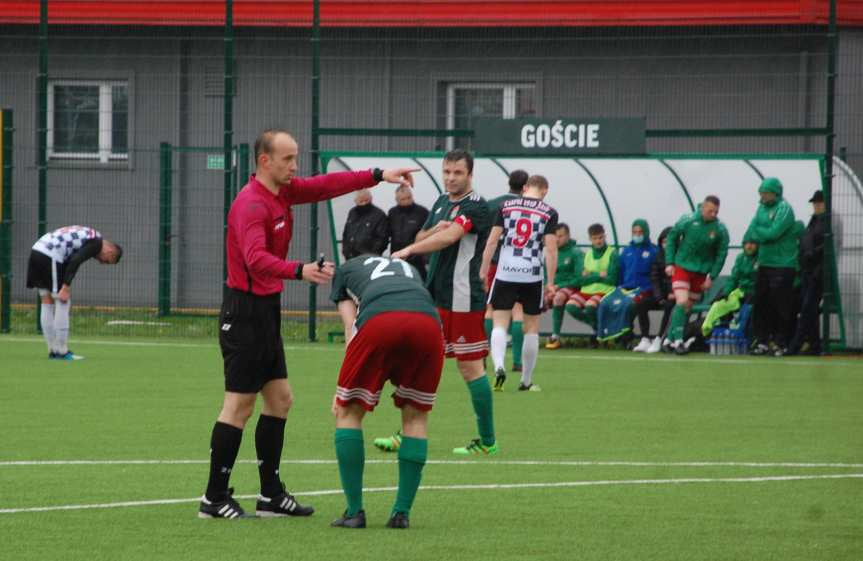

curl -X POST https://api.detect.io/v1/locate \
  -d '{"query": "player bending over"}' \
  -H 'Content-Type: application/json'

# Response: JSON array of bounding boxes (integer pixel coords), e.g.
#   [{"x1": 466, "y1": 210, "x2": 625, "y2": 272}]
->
[
  {"x1": 480, "y1": 175, "x2": 558, "y2": 392},
  {"x1": 26, "y1": 225, "x2": 122, "y2": 360},
  {"x1": 329, "y1": 253, "x2": 444, "y2": 530}
]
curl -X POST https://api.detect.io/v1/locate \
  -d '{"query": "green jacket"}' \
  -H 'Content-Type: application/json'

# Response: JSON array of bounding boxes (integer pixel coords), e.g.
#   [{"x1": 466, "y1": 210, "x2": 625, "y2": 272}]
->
[
  {"x1": 666, "y1": 206, "x2": 730, "y2": 278},
  {"x1": 723, "y1": 251, "x2": 758, "y2": 297},
  {"x1": 580, "y1": 245, "x2": 620, "y2": 290},
  {"x1": 746, "y1": 177, "x2": 798, "y2": 269},
  {"x1": 554, "y1": 240, "x2": 584, "y2": 289}
]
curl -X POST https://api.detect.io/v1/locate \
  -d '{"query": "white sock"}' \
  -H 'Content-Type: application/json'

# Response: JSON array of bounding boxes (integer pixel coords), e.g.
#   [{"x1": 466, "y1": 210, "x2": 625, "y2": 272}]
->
[
  {"x1": 40, "y1": 303, "x2": 56, "y2": 353},
  {"x1": 521, "y1": 333, "x2": 539, "y2": 386},
  {"x1": 490, "y1": 326, "x2": 508, "y2": 372},
  {"x1": 53, "y1": 299, "x2": 71, "y2": 355}
]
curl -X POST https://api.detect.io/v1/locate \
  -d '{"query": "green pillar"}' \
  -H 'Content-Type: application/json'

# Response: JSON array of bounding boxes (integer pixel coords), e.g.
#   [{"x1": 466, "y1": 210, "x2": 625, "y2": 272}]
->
[
  {"x1": 223, "y1": 0, "x2": 234, "y2": 282},
  {"x1": 36, "y1": 0, "x2": 48, "y2": 333},
  {"x1": 0, "y1": 109, "x2": 13, "y2": 333},
  {"x1": 158, "y1": 143, "x2": 173, "y2": 316},
  {"x1": 309, "y1": 0, "x2": 321, "y2": 342},
  {"x1": 821, "y1": 0, "x2": 837, "y2": 351}
]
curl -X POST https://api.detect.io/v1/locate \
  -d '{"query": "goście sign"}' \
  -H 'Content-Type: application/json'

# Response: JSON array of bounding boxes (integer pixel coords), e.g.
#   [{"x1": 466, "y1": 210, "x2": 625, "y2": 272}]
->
[{"x1": 473, "y1": 117, "x2": 646, "y2": 155}]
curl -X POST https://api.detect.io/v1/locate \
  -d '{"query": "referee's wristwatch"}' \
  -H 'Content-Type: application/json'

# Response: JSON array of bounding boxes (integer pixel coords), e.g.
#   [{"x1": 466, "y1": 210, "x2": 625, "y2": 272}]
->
[{"x1": 372, "y1": 167, "x2": 384, "y2": 182}]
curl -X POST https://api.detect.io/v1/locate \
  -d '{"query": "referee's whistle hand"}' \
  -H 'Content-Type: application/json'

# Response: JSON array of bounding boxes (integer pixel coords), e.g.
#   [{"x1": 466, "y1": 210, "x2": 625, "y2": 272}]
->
[
  {"x1": 302, "y1": 262, "x2": 335, "y2": 284},
  {"x1": 382, "y1": 168, "x2": 420, "y2": 188}
]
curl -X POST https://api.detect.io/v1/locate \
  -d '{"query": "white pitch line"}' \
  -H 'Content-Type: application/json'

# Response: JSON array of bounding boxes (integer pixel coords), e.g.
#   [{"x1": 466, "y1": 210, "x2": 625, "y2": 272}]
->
[
  {"x1": 1, "y1": 473, "x2": 861, "y2": 515},
  {"x1": 2, "y1": 459, "x2": 863, "y2": 468},
  {"x1": 1, "y1": 337, "x2": 860, "y2": 367}
]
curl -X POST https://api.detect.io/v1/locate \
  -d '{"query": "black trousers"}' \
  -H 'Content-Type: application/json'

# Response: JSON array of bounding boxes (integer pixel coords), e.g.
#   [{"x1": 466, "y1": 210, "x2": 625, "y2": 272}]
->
[
  {"x1": 753, "y1": 266, "x2": 796, "y2": 347},
  {"x1": 632, "y1": 295, "x2": 658, "y2": 336},
  {"x1": 790, "y1": 270, "x2": 823, "y2": 352}
]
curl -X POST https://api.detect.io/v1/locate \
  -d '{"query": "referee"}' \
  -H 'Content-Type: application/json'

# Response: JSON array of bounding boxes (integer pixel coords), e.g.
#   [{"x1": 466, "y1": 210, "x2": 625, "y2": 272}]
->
[{"x1": 199, "y1": 128, "x2": 417, "y2": 519}]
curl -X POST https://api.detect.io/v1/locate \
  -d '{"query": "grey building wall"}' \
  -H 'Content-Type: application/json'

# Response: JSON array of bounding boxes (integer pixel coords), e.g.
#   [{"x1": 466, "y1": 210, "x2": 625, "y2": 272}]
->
[{"x1": 1, "y1": 25, "x2": 860, "y2": 311}]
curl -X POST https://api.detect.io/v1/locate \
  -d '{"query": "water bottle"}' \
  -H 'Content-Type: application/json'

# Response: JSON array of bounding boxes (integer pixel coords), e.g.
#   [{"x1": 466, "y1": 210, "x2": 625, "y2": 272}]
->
[
  {"x1": 720, "y1": 329, "x2": 729, "y2": 355},
  {"x1": 716, "y1": 330, "x2": 724, "y2": 355},
  {"x1": 710, "y1": 332, "x2": 717, "y2": 355}
]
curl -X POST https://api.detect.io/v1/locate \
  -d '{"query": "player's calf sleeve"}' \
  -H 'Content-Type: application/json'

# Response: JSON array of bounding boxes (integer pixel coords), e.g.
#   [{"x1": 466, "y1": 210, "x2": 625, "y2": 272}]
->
[
  {"x1": 490, "y1": 327, "x2": 507, "y2": 372},
  {"x1": 393, "y1": 436, "x2": 427, "y2": 516},
  {"x1": 255, "y1": 414, "x2": 286, "y2": 497},
  {"x1": 584, "y1": 306, "x2": 598, "y2": 329},
  {"x1": 334, "y1": 428, "x2": 365, "y2": 516},
  {"x1": 669, "y1": 304, "x2": 687, "y2": 342},
  {"x1": 511, "y1": 321, "x2": 524, "y2": 367},
  {"x1": 483, "y1": 318, "x2": 493, "y2": 340},
  {"x1": 53, "y1": 299, "x2": 71, "y2": 355},
  {"x1": 552, "y1": 306, "x2": 564, "y2": 336},
  {"x1": 565, "y1": 303, "x2": 584, "y2": 322},
  {"x1": 521, "y1": 333, "x2": 539, "y2": 386},
  {"x1": 205, "y1": 422, "x2": 243, "y2": 501},
  {"x1": 39, "y1": 303, "x2": 56, "y2": 353},
  {"x1": 467, "y1": 376, "x2": 495, "y2": 446}
]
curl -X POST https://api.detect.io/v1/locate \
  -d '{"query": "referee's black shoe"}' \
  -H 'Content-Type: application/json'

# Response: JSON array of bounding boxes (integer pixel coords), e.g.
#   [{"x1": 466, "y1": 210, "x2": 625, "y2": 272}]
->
[
  {"x1": 198, "y1": 488, "x2": 252, "y2": 519},
  {"x1": 256, "y1": 483, "x2": 314, "y2": 517},
  {"x1": 331, "y1": 509, "x2": 366, "y2": 528},
  {"x1": 386, "y1": 511, "x2": 410, "y2": 529}
]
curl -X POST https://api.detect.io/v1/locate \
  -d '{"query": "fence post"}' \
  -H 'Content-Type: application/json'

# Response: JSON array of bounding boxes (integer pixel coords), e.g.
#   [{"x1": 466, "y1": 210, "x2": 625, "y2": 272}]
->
[
  {"x1": 36, "y1": 0, "x2": 48, "y2": 333},
  {"x1": 158, "y1": 142, "x2": 173, "y2": 316},
  {"x1": 237, "y1": 143, "x2": 249, "y2": 199},
  {"x1": 308, "y1": 0, "x2": 321, "y2": 342},
  {"x1": 821, "y1": 0, "x2": 838, "y2": 352},
  {"x1": 0, "y1": 109, "x2": 13, "y2": 333},
  {"x1": 223, "y1": 0, "x2": 234, "y2": 283}
]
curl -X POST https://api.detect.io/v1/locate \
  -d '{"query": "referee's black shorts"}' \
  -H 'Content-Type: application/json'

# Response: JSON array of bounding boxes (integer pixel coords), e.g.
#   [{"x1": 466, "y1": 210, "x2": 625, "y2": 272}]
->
[
  {"x1": 488, "y1": 279, "x2": 544, "y2": 315},
  {"x1": 219, "y1": 287, "x2": 287, "y2": 393}
]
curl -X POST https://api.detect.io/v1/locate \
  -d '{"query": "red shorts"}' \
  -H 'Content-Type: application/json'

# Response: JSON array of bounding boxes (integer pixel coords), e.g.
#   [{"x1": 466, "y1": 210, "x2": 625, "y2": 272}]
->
[
  {"x1": 671, "y1": 268, "x2": 707, "y2": 300},
  {"x1": 547, "y1": 287, "x2": 575, "y2": 306},
  {"x1": 567, "y1": 291, "x2": 605, "y2": 308},
  {"x1": 486, "y1": 264, "x2": 497, "y2": 290},
  {"x1": 337, "y1": 312, "x2": 444, "y2": 412},
  {"x1": 438, "y1": 307, "x2": 488, "y2": 360}
]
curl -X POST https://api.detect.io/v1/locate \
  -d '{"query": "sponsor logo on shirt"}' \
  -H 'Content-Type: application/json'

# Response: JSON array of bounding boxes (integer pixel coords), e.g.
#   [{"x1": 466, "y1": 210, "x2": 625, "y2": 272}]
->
[
  {"x1": 274, "y1": 221, "x2": 285, "y2": 231},
  {"x1": 449, "y1": 205, "x2": 460, "y2": 219},
  {"x1": 502, "y1": 264, "x2": 534, "y2": 274}
]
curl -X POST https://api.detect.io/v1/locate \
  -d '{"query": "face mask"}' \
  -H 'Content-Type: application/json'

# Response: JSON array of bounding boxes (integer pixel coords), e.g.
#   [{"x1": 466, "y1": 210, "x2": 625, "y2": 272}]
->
[{"x1": 632, "y1": 235, "x2": 644, "y2": 244}]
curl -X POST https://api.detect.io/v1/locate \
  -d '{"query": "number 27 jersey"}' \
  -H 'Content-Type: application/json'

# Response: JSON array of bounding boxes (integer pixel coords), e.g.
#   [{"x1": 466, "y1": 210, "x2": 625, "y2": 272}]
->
[
  {"x1": 330, "y1": 254, "x2": 440, "y2": 329},
  {"x1": 494, "y1": 197, "x2": 559, "y2": 283}
]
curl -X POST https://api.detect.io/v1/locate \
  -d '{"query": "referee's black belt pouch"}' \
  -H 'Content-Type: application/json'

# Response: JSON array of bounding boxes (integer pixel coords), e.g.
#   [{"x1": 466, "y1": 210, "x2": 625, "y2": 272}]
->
[{"x1": 221, "y1": 285, "x2": 280, "y2": 322}]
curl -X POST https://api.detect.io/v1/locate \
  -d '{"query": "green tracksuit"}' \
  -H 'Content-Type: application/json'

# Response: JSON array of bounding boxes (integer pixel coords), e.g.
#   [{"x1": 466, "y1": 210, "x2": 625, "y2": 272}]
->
[
  {"x1": 746, "y1": 178, "x2": 798, "y2": 269},
  {"x1": 666, "y1": 205, "x2": 730, "y2": 279}
]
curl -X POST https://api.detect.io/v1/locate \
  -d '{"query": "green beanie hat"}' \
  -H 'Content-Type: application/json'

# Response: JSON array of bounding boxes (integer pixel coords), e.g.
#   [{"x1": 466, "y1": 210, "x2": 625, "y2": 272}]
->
[{"x1": 631, "y1": 218, "x2": 650, "y2": 241}]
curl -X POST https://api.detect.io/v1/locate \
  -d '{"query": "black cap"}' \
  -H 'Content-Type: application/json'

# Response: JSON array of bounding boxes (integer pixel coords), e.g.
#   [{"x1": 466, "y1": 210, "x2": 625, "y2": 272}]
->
[{"x1": 809, "y1": 190, "x2": 824, "y2": 203}]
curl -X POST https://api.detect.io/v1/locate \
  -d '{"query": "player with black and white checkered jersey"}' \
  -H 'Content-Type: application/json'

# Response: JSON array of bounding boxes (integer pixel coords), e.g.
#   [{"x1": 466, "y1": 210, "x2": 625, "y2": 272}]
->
[
  {"x1": 480, "y1": 175, "x2": 558, "y2": 392},
  {"x1": 26, "y1": 225, "x2": 123, "y2": 360}
]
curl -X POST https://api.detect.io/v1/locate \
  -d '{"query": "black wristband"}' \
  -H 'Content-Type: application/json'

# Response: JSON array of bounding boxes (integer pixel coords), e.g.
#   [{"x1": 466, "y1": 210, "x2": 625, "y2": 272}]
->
[
  {"x1": 295, "y1": 263, "x2": 304, "y2": 280},
  {"x1": 372, "y1": 167, "x2": 384, "y2": 182}
]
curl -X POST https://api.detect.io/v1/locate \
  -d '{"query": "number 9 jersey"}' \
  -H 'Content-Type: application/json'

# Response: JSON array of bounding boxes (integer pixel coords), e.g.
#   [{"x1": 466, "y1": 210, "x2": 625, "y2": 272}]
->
[{"x1": 494, "y1": 197, "x2": 559, "y2": 283}]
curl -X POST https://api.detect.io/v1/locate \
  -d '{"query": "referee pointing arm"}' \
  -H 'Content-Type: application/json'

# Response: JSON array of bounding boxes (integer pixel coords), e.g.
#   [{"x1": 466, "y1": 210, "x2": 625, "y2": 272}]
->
[{"x1": 199, "y1": 128, "x2": 417, "y2": 519}]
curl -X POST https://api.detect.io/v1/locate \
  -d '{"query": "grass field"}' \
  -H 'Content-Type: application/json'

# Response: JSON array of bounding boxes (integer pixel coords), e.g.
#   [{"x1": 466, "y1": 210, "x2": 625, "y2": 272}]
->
[{"x1": 1, "y1": 335, "x2": 861, "y2": 561}]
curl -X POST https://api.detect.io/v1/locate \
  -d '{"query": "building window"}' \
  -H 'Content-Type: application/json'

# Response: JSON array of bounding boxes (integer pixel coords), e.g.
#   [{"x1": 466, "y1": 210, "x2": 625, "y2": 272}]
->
[
  {"x1": 47, "y1": 80, "x2": 129, "y2": 162},
  {"x1": 445, "y1": 82, "x2": 536, "y2": 149}
]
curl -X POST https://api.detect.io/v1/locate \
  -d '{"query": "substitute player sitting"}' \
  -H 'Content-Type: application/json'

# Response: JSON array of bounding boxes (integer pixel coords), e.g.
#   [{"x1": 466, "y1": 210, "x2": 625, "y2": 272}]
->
[
  {"x1": 480, "y1": 174, "x2": 558, "y2": 392},
  {"x1": 564, "y1": 223, "x2": 619, "y2": 333},
  {"x1": 26, "y1": 225, "x2": 122, "y2": 360},
  {"x1": 329, "y1": 252, "x2": 444, "y2": 530}
]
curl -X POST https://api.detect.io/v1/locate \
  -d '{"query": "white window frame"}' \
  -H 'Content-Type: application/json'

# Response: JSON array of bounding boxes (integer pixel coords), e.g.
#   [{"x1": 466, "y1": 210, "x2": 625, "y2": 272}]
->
[
  {"x1": 445, "y1": 82, "x2": 536, "y2": 150},
  {"x1": 47, "y1": 80, "x2": 129, "y2": 163}
]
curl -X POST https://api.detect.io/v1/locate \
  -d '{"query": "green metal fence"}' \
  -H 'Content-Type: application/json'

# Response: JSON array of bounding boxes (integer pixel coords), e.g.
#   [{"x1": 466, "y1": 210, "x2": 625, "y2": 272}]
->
[{"x1": 0, "y1": 0, "x2": 860, "y2": 348}]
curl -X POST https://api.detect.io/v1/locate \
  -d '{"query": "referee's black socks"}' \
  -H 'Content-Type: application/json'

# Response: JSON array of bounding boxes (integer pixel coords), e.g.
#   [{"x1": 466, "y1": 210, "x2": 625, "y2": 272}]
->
[
  {"x1": 205, "y1": 421, "x2": 243, "y2": 502},
  {"x1": 256, "y1": 414, "x2": 287, "y2": 498}
]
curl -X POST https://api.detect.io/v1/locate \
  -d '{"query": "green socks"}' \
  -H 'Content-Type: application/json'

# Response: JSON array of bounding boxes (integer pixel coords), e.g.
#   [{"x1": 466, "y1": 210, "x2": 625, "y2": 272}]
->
[
  {"x1": 483, "y1": 318, "x2": 493, "y2": 339},
  {"x1": 565, "y1": 303, "x2": 584, "y2": 322},
  {"x1": 669, "y1": 304, "x2": 688, "y2": 342},
  {"x1": 552, "y1": 306, "x2": 564, "y2": 337},
  {"x1": 583, "y1": 306, "x2": 598, "y2": 329},
  {"x1": 335, "y1": 428, "x2": 364, "y2": 516},
  {"x1": 392, "y1": 436, "x2": 427, "y2": 516},
  {"x1": 510, "y1": 321, "x2": 524, "y2": 367},
  {"x1": 467, "y1": 376, "x2": 495, "y2": 446}
]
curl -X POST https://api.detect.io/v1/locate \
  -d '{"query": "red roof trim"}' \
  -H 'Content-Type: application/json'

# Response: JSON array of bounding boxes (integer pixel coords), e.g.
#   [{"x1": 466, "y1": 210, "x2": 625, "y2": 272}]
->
[{"x1": 1, "y1": 1, "x2": 862, "y2": 28}]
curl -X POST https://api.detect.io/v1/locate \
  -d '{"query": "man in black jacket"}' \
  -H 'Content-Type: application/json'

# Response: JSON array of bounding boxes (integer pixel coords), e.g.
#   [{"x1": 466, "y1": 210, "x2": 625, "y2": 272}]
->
[
  {"x1": 387, "y1": 185, "x2": 429, "y2": 279},
  {"x1": 342, "y1": 189, "x2": 389, "y2": 260},
  {"x1": 789, "y1": 190, "x2": 828, "y2": 355}
]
